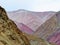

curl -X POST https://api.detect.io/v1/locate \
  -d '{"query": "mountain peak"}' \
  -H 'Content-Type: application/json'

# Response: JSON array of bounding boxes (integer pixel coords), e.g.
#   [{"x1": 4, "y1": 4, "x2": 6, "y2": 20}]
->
[{"x1": 8, "y1": 9, "x2": 29, "y2": 13}]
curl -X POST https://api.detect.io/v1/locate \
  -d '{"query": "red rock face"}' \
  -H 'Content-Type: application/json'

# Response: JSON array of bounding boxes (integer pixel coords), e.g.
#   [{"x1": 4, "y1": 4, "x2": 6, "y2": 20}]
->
[
  {"x1": 14, "y1": 21, "x2": 34, "y2": 34},
  {"x1": 47, "y1": 28, "x2": 60, "y2": 45}
]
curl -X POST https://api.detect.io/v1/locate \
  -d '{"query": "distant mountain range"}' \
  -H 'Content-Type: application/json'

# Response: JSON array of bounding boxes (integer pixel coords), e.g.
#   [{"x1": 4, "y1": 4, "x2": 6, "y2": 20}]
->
[
  {"x1": 7, "y1": 9, "x2": 56, "y2": 23},
  {"x1": 7, "y1": 9, "x2": 60, "y2": 34}
]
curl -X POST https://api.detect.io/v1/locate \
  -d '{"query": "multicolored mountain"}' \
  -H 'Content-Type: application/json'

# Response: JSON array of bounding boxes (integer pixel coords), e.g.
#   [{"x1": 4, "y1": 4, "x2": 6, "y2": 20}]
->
[{"x1": 7, "y1": 9, "x2": 60, "y2": 45}]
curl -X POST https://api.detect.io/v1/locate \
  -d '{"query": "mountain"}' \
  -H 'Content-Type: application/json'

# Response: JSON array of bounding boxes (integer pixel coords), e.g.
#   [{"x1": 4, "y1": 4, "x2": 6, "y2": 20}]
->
[
  {"x1": 7, "y1": 9, "x2": 60, "y2": 45},
  {"x1": 55, "y1": 11, "x2": 60, "y2": 26},
  {"x1": 7, "y1": 9, "x2": 56, "y2": 34}
]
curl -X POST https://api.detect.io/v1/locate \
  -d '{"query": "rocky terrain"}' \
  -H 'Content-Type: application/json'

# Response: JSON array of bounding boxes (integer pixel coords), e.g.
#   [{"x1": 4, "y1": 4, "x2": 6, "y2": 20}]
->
[{"x1": 7, "y1": 9, "x2": 60, "y2": 45}]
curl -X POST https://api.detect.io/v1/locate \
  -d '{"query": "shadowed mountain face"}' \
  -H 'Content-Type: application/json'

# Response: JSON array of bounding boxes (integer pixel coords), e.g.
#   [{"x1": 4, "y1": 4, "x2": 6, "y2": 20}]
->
[{"x1": 0, "y1": 7, "x2": 31, "y2": 45}]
